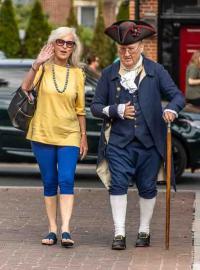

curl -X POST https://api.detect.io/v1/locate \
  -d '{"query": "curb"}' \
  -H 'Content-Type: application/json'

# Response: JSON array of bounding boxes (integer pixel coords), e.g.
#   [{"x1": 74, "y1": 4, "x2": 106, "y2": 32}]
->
[{"x1": 192, "y1": 191, "x2": 200, "y2": 269}]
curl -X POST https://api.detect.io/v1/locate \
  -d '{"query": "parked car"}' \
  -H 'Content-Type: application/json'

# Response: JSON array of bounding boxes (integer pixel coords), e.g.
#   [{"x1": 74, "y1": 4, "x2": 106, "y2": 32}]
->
[
  {"x1": 0, "y1": 51, "x2": 6, "y2": 59},
  {"x1": 0, "y1": 59, "x2": 200, "y2": 180}
]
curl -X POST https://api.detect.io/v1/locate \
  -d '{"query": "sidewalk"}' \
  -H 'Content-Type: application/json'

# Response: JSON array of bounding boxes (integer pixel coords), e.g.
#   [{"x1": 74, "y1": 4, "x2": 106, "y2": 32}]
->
[{"x1": 0, "y1": 188, "x2": 194, "y2": 270}]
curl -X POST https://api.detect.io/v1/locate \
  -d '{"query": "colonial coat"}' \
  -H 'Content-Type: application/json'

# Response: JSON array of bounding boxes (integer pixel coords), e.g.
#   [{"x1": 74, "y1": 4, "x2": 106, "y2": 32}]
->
[{"x1": 90, "y1": 56, "x2": 185, "y2": 189}]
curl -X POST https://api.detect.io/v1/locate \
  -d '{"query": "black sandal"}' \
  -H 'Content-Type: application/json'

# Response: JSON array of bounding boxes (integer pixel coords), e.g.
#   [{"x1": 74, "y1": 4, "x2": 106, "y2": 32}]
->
[
  {"x1": 42, "y1": 232, "x2": 57, "y2": 246},
  {"x1": 61, "y1": 232, "x2": 74, "y2": 248}
]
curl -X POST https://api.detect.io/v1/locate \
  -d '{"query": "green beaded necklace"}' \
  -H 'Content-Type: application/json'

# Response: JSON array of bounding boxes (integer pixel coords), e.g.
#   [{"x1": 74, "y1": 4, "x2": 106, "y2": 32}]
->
[{"x1": 52, "y1": 64, "x2": 70, "y2": 93}]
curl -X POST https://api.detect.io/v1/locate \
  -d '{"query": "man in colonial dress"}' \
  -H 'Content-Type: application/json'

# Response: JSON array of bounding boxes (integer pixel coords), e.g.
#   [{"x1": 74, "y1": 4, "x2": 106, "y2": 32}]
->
[{"x1": 91, "y1": 20, "x2": 185, "y2": 249}]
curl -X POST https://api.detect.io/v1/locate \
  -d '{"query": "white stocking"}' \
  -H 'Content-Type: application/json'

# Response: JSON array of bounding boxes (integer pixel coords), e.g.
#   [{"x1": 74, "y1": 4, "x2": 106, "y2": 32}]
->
[
  {"x1": 139, "y1": 197, "x2": 156, "y2": 234},
  {"x1": 110, "y1": 194, "x2": 127, "y2": 237}
]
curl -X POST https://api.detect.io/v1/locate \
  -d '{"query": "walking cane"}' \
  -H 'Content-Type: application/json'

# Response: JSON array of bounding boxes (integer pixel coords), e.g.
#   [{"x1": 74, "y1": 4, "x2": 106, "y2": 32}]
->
[{"x1": 165, "y1": 121, "x2": 172, "y2": 250}]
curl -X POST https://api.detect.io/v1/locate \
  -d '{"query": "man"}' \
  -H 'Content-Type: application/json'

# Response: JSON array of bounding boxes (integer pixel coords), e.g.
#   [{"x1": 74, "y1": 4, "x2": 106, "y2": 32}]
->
[
  {"x1": 85, "y1": 54, "x2": 101, "y2": 80},
  {"x1": 90, "y1": 20, "x2": 185, "y2": 250}
]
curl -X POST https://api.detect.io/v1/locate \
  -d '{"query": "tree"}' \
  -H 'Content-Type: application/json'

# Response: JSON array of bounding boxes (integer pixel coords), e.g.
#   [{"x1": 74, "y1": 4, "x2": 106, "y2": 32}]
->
[
  {"x1": 117, "y1": 0, "x2": 129, "y2": 21},
  {"x1": 15, "y1": 3, "x2": 33, "y2": 31},
  {"x1": 23, "y1": 0, "x2": 51, "y2": 58},
  {"x1": 92, "y1": 0, "x2": 116, "y2": 68},
  {"x1": 67, "y1": 0, "x2": 78, "y2": 28},
  {"x1": 0, "y1": 0, "x2": 21, "y2": 57},
  {"x1": 78, "y1": 26, "x2": 94, "y2": 57}
]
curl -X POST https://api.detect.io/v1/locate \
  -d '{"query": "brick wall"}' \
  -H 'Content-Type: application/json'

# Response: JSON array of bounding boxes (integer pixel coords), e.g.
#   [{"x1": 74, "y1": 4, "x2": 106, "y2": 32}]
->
[
  {"x1": 41, "y1": 0, "x2": 117, "y2": 27},
  {"x1": 129, "y1": 0, "x2": 158, "y2": 62},
  {"x1": 42, "y1": 0, "x2": 70, "y2": 26},
  {"x1": 104, "y1": 2, "x2": 117, "y2": 26}
]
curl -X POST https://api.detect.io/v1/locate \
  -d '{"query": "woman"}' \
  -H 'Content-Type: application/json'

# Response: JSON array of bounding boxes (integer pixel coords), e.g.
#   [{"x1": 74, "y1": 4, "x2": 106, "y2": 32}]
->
[
  {"x1": 21, "y1": 27, "x2": 88, "y2": 247},
  {"x1": 186, "y1": 50, "x2": 200, "y2": 106}
]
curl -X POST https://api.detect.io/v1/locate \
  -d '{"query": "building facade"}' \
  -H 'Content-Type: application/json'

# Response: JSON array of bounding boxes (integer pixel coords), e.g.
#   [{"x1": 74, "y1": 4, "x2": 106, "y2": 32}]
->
[
  {"x1": 41, "y1": 0, "x2": 121, "y2": 28},
  {"x1": 130, "y1": 0, "x2": 200, "y2": 93}
]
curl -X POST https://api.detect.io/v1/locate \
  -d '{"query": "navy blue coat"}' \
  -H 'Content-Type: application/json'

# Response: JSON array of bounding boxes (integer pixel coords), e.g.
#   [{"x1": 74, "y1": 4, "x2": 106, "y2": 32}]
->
[{"x1": 91, "y1": 57, "x2": 185, "y2": 163}]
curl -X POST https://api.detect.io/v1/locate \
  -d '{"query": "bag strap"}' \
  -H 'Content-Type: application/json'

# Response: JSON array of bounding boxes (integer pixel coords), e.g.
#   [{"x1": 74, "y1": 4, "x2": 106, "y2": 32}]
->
[{"x1": 33, "y1": 64, "x2": 45, "y2": 91}]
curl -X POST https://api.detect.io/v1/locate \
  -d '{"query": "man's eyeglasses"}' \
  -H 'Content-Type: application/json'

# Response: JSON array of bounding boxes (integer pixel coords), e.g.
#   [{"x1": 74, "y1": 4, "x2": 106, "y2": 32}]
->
[
  {"x1": 118, "y1": 44, "x2": 141, "y2": 54},
  {"x1": 55, "y1": 39, "x2": 76, "y2": 48}
]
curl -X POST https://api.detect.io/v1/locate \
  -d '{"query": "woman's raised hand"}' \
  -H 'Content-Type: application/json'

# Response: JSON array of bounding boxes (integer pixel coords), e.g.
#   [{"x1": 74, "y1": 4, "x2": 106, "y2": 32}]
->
[{"x1": 35, "y1": 44, "x2": 54, "y2": 66}]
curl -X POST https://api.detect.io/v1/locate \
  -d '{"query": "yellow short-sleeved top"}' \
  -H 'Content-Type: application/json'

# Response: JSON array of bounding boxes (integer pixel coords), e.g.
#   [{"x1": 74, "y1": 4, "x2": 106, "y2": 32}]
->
[{"x1": 26, "y1": 63, "x2": 86, "y2": 147}]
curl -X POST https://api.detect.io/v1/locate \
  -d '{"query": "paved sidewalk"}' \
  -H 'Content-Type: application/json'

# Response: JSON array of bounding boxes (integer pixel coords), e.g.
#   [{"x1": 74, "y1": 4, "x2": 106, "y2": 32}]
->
[{"x1": 0, "y1": 188, "x2": 194, "y2": 270}]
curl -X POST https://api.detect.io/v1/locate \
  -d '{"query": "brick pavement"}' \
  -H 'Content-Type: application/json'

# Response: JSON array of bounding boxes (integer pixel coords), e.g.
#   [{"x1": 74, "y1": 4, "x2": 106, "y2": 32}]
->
[{"x1": 0, "y1": 188, "x2": 194, "y2": 270}]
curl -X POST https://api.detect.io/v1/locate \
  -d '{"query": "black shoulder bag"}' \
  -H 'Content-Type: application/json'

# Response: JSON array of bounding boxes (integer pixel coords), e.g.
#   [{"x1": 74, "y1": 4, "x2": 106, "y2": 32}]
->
[{"x1": 7, "y1": 66, "x2": 44, "y2": 132}]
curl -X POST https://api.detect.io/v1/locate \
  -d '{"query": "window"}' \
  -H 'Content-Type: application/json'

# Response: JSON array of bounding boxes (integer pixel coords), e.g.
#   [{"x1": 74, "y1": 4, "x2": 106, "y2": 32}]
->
[
  {"x1": 75, "y1": 1, "x2": 97, "y2": 28},
  {"x1": 81, "y1": 6, "x2": 95, "y2": 28}
]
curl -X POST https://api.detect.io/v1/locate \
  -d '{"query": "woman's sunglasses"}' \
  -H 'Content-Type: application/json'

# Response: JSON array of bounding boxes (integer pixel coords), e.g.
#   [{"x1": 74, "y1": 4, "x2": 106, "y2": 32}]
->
[{"x1": 55, "y1": 39, "x2": 76, "y2": 48}]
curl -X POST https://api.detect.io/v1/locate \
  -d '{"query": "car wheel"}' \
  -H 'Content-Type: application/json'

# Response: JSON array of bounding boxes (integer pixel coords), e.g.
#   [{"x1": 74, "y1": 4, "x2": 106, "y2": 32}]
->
[{"x1": 172, "y1": 137, "x2": 187, "y2": 179}]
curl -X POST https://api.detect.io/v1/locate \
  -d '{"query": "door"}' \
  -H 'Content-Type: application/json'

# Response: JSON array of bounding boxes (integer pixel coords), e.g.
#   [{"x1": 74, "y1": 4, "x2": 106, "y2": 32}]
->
[{"x1": 179, "y1": 26, "x2": 200, "y2": 94}]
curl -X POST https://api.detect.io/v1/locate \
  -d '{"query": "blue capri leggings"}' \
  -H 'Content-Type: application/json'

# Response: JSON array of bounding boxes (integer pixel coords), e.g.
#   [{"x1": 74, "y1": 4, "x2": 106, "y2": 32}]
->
[{"x1": 31, "y1": 142, "x2": 79, "y2": 196}]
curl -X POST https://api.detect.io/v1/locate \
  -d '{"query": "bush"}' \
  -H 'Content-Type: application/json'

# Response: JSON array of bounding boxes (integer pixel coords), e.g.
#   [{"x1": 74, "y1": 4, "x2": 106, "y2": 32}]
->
[
  {"x1": 92, "y1": 0, "x2": 116, "y2": 68},
  {"x1": 117, "y1": 0, "x2": 129, "y2": 21},
  {"x1": 0, "y1": 0, "x2": 21, "y2": 57},
  {"x1": 23, "y1": 0, "x2": 51, "y2": 58}
]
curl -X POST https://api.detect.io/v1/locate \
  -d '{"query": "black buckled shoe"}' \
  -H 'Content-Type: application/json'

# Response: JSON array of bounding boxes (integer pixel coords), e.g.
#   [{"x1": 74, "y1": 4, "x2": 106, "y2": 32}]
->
[
  {"x1": 112, "y1": 235, "x2": 126, "y2": 250},
  {"x1": 135, "y1": 232, "x2": 150, "y2": 247}
]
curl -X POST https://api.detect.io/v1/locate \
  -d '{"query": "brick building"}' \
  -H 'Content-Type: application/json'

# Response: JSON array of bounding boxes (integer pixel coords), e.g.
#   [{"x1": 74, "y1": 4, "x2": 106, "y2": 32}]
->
[
  {"x1": 129, "y1": 0, "x2": 200, "y2": 93},
  {"x1": 41, "y1": 0, "x2": 120, "y2": 28}
]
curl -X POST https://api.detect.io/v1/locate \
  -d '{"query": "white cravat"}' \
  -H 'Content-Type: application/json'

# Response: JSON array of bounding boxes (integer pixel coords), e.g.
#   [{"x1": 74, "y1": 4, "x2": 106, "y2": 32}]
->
[{"x1": 120, "y1": 55, "x2": 143, "y2": 94}]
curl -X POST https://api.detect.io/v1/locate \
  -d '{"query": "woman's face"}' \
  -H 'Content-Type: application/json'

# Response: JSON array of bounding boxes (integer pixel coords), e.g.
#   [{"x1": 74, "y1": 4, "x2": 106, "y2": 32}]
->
[{"x1": 53, "y1": 33, "x2": 75, "y2": 62}]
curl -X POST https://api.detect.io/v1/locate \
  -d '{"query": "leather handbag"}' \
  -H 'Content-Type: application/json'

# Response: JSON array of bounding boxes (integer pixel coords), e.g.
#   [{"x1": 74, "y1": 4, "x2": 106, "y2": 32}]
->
[{"x1": 7, "y1": 66, "x2": 44, "y2": 132}]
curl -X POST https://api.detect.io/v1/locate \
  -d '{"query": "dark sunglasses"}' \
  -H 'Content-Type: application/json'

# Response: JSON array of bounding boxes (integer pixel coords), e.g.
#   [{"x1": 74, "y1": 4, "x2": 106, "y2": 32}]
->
[{"x1": 55, "y1": 39, "x2": 76, "y2": 48}]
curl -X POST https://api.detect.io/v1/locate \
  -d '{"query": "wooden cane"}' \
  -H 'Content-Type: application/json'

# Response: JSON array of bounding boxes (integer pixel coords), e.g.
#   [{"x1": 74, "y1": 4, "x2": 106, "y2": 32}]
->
[{"x1": 165, "y1": 122, "x2": 172, "y2": 250}]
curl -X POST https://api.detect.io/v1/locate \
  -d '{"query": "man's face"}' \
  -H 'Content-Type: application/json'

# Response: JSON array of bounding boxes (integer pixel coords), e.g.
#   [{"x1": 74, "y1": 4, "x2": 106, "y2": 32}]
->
[{"x1": 118, "y1": 41, "x2": 144, "y2": 68}]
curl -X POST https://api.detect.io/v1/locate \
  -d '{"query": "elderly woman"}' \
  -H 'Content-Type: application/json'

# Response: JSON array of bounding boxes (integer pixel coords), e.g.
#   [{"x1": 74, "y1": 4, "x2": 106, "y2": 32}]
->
[{"x1": 21, "y1": 27, "x2": 88, "y2": 247}]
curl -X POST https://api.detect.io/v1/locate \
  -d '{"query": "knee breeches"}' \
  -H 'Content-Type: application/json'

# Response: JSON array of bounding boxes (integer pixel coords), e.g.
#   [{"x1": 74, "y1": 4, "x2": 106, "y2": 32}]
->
[{"x1": 106, "y1": 141, "x2": 162, "y2": 199}]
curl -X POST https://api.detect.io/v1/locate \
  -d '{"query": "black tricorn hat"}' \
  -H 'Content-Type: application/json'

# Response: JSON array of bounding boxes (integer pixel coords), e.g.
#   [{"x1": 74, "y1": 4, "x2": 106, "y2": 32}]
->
[{"x1": 104, "y1": 20, "x2": 156, "y2": 45}]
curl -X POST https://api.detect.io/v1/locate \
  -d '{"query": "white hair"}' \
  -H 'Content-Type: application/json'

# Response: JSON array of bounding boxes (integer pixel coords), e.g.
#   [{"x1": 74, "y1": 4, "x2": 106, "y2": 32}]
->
[{"x1": 47, "y1": 26, "x2": 82, "y2": 67}]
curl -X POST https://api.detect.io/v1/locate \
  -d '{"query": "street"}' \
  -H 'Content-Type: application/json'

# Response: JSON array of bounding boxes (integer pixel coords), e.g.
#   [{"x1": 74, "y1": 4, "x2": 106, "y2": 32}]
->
[
  {"x1": 0, "y1": 162, "x2": 197, "y2": 270},
  {"x1": 0, "y1": 163, "x2": 199, "y2": 191}
]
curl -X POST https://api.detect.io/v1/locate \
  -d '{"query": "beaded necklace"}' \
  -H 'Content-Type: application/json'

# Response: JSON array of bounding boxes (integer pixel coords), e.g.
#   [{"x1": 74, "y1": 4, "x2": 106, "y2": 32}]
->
[{"x1": 52, "y1": 64, "x2": 70, "y2": 93}]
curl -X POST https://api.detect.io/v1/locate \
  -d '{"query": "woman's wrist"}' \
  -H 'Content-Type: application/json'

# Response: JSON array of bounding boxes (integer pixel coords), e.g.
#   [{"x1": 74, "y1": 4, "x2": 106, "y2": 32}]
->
[{"x1": 31, "y1": 61, "x2": 41, "y2": 72}]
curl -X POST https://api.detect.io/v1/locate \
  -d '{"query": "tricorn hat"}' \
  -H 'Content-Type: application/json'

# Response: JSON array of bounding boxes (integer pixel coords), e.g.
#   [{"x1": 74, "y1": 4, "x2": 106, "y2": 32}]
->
[{"x1": 104, "y1": 20, "x2": 156, "y2": 45}]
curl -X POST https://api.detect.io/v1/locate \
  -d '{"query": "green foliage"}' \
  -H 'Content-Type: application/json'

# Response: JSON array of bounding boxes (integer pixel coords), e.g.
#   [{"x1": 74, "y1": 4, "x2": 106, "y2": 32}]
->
[
  {"x1": 92, "y1": 0, "x2": 116, "y2": 68},
  {"x1": 0, "y1": 0, "x2": 21, "y2": 57},
  {"x1": 15, "y1": 3, "x2": 33, "y2": 30},
  {"x1": 67, "y1": 0, "x2": 78, "y2": 29},
  {"x1": 79, "y1": 26, "x2": 94, "y2": 57},
  {"x1": 117, "y1": 0, "x2": 129, "y2": 21},
  {"x1": 23, "y1": 0, "x2": 51, "y2": 58}
]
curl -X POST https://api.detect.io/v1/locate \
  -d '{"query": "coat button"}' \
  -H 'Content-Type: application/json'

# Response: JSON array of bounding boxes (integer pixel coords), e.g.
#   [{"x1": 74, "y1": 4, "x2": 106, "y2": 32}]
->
[{"x1": 134, "y1": 124, "x2": 138, "y2": 128}]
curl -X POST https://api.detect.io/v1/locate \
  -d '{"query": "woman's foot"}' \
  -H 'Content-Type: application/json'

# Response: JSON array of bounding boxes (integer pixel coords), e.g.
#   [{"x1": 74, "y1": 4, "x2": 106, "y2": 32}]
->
[
  {"x1": 42, "y1": 232, "x2": 57, "y2": 245},
  {"x1": 61, "y1": 232, "x2": 74, "y2": 248}
]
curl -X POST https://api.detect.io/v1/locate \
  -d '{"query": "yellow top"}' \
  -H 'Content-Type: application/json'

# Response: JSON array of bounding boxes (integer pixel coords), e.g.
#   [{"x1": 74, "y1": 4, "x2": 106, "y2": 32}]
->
[{"x1": 26, "y1": 63, "x2": 86, "y2": 147}]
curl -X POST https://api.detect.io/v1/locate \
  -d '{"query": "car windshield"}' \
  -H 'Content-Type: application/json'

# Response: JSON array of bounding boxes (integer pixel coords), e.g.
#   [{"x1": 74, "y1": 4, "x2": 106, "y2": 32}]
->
[{"x1": 0, "y1": 67, "x2": 30, "y2": 96}]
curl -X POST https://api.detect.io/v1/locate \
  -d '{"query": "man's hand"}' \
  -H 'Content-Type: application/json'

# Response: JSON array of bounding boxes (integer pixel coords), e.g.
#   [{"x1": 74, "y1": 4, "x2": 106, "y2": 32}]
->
[
  {"x1": 163, "y1": 111, "x2": 176, "y2": 123},
  {"x1": 124, "y1": 101, "x2": 136, "y2": 119}
]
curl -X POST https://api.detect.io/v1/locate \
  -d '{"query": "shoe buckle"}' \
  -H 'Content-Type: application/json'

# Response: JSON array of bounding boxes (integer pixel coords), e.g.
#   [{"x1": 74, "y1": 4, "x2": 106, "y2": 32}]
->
[
  {"x1": 115, "y1": 235, "x2": 124, "y2": 240},
  {"x1": 139, "y1": 233, "x2": 149, "y2": 239}
]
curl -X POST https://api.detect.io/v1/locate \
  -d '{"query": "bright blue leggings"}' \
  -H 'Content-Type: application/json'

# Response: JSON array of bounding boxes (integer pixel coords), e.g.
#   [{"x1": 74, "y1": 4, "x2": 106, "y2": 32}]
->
[{"x1": 31, "y1": 142, "x2": 79, "y2": 196}]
